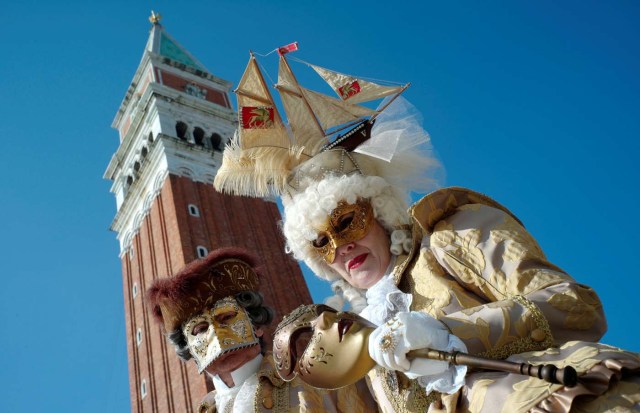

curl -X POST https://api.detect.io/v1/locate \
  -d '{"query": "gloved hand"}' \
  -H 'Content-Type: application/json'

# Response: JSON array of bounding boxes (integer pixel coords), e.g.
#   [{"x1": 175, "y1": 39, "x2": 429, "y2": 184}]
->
[
  {"x1": 368, "y1": 311, "x2": 452, "y2": 374},
  {"x1": 368, "y1": 311, "x2": 468, "y2": 394}
]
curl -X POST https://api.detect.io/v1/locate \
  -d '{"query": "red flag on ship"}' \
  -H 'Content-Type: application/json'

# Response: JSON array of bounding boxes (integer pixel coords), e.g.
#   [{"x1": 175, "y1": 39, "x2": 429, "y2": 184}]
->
[
  {"x1": 277, "y1": 42, "x2": 299, "y2": 56},
  {"x1": 338, "y1": 80, "x2": 361, "y2": 100},
  {"x1": 241, "y1": 106, "x2": 275, "y2": 129}
]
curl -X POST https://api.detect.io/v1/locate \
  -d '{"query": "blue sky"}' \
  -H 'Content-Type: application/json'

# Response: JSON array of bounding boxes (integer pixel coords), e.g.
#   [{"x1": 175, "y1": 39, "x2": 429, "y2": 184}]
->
[{"x1": 1, "y1": 1, "x2": 638, "y2": 411}]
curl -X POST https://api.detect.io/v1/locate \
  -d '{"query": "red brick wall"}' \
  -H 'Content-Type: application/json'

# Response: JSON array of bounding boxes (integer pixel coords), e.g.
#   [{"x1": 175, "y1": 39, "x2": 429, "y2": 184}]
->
[
  {"x1": 167, "y1": 175, "x2": 312, "y2": 344},
  {"x1": 122, "y1": 174, "x2": 311, "y2": 412}
]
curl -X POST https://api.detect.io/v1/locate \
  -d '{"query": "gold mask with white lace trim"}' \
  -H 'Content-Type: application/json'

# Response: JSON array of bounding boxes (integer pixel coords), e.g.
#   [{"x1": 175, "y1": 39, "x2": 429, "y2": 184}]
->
[{"x1": 182, "y1": 296, "x2": 259, "y2": 373}]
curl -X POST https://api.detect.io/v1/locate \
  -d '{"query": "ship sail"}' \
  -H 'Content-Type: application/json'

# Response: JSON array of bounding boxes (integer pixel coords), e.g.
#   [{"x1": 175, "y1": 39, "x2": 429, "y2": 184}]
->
[
  {"x1": 309, "y1": 64, "x2": 405, "y2": 104},
  {"x1": 215, "y1": 47, "x2": 410, "y2": 198},
  {"x1": 235, "y1": 54, "x2": 289, "y2": 150},
  {"x1": 301, "y1": 88, "x2": 377, "y2": 132},
  {"x1": 214, "y1": 53, "x2": 301, "y2": 197},
  {"x1": 276, "y1": 56, "x2": 327, "y2": 156}
]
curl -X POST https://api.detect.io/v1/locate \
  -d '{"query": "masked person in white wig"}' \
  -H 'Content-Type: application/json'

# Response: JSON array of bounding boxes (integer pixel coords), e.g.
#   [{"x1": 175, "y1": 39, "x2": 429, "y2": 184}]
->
[{"x1": 215, "y1": 50, "x2": 640, "y2": 412}]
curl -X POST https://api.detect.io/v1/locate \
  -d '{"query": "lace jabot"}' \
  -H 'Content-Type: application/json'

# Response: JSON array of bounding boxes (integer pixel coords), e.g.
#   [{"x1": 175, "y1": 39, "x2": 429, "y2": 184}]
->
[
  {"x1": 209, "y1": 354, "x2": 262, "y2": 413},
  {"x1": 359, "y1": 271, "x2": 412, "y2": 326}
]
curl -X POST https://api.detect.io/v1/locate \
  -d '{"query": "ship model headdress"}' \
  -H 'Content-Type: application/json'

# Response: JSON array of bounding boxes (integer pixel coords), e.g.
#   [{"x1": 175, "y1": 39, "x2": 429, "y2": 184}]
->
[{"x1": 214, "y1": 43, "x2": 441, "y2": 200}]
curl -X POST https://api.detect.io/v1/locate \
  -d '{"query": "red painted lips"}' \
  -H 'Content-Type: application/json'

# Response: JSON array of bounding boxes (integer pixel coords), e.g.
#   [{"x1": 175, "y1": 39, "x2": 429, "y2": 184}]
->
[{"x1": 348, "y1": 254, "x2": 368, "y2": 271}]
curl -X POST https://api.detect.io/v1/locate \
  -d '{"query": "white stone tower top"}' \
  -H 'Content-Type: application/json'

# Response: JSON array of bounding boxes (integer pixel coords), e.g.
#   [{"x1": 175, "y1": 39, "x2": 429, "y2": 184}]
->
[{"x1": 104, "y1": 14, "x2": 237, "y2": 256}]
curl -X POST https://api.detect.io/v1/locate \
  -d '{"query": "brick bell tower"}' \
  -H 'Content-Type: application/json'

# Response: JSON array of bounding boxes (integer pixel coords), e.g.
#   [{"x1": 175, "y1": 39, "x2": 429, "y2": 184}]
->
[{"x1": 104, "y1": 13, "x2": 311, "y2": 412}]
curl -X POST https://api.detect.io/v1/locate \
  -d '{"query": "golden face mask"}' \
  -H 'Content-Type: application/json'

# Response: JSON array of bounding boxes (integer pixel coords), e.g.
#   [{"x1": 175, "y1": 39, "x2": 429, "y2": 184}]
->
[
  {"x1": 182, "y1": 296, "x2": 259, "y2": 373},
  {"x1": 273, "y1": 304, "x2": 377, "y2": 389},
  {"x1": 311, "y1": 199, "x2": 374, "y2": 264}
]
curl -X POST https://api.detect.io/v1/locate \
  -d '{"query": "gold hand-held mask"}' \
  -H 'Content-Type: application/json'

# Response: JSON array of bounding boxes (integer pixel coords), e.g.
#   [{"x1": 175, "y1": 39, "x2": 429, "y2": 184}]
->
[{"x1": 273, "y1": 304, "x2": 377, "y2": 389}]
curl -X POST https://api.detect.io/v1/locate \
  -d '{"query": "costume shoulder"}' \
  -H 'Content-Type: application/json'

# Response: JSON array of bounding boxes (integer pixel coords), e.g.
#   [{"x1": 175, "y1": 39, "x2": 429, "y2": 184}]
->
[
  {"x1": 409, "y1": 187, "x2": 522, "y2": 234},
  {"x1": 198, "y1": 391, "x2": 217, "y2": 413},
  {"x1": 256, "y1": 352, "x2": 292, "y2": 411},
  {"x1": 256, "y1": 351, "x2": 287, "y2": 389},
  {"x1": 402, "y1": 186, "x2": 609, "y2": 356}
]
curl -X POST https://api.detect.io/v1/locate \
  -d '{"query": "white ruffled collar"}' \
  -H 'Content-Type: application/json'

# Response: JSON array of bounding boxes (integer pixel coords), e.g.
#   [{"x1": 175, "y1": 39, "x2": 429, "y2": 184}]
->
[
  {"x1": 209, "y1": 353, "x2": 263, "y2": 391},
  {"x1": 209, "y1": 354, "x2": 263, "y2": 412},
  {"x1": 358, "y1": 259, "x2": 412, "y2": 326}
]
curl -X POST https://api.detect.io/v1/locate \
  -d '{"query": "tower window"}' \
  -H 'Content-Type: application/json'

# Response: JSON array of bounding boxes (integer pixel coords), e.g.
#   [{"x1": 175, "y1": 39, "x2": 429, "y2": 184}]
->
[
  {"x1": 132, "y1": 283, "x2": 138, "y2": 298},
  {"x1": 136, "y1": 328, "x2": 143, "y2": 346},
  {"x1": 141, "y1": 379, "x2": 147, "y2": 399},
  {"x1": 133, "y1": 161, "x2": 141, "y2": 173},
  {"x1": 188, "y1": 204, "x2": 200, "y2": 217},
  {"x1": 126, "y1": 175, "x2": 134, "y2": 186},
  {"x1": 193, "y1": 127, "x2": 205, "y2": 146},
  {"x1": 196, "y1": 246, "x2": 208, "y2": 258},
  {"x1": 210, "y1": 133, "x2": 222, "y2": 151},
  {"x1": 140, "y1": 146, "x2": 148, "y2": 159},
  {"x1": 176, "y1": 121, "x2": 188, "y2": 141},
  {"x1": 148, "y1": 132, "x2": 154, "y2": 143}
]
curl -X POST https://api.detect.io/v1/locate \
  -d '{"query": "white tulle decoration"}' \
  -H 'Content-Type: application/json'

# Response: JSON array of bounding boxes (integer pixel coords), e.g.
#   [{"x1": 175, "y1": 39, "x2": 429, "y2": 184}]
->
[{"x1": 355, "y1": 96, "x2": 428, "y2": 162}]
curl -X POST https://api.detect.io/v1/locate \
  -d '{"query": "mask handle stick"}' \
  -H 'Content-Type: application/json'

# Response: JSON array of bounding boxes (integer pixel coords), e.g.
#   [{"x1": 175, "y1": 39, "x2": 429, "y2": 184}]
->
[{"x1": 407, "y1": 348, "x2": 578, "y2": 387}]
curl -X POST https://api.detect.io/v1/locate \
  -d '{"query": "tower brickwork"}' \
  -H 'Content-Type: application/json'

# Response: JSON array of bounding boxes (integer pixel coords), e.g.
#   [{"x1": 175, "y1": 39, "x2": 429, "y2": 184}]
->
[{"x1": 105, "y1": 17, "x2": 311, "y2": 412}]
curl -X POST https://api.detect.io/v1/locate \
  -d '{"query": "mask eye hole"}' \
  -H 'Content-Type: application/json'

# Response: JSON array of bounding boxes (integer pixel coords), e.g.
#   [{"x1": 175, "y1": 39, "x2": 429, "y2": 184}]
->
[
  {"x1": 335, "y1": 212, "x2": 354, "y2": 232},
  {"x1": 337, "y1": 318, "x2": 354, "y2": 342},
  {"x1": 215, "y1": 311, "x2": 237, "y2": 326},
  {"x1": 291, "y1": 328, "x2": 313, "y2": 361},
  {"x1": 312, "y1": 233, "x2": 329, "y2": 248},
  {"x1": 191, "y1": 321, "x2": 209, "y2": 336}
]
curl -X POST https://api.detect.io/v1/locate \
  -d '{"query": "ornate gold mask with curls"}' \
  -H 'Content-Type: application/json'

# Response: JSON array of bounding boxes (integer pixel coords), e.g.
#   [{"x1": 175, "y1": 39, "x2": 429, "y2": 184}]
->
[
  {"x1": 273, "y1": 304, "x2": 377, "y2": 389},
  {"x1": 182, "y1": 296, "x2": 259, "y2": 373},
  {"x1": 311, "y1": 199, "x2": 374, "y2": 264}
]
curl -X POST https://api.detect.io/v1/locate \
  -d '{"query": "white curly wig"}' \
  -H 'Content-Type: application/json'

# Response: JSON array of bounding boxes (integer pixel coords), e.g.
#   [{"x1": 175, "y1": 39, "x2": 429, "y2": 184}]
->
[{"x1": 282, "y1": 173, "x2": 413, "y2": 281}]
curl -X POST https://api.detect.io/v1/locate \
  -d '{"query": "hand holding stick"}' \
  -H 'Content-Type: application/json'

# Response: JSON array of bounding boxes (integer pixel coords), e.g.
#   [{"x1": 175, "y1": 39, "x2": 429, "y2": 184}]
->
[
  {"x1": 273, "y1": 304, "x2": 580, "y2": 390},
  {"x1": 407, "y1": 348, "x2": 578, "y2": 387}
]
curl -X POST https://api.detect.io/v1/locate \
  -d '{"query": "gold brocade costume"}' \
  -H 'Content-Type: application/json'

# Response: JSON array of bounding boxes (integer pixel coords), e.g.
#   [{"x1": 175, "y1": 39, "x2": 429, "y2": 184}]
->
[
  {"x1": 371, "y1": 187, "x2": 640, "y2": 413},
  {"x1": 198, "y1": 352, "x2": 378, "y2": 413}
]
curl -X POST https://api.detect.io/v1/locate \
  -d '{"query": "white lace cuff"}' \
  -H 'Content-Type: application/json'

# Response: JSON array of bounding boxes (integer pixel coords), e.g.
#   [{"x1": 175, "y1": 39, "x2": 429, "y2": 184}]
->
[{"x1": 407, "y1": 333, "x2": 467, "y2": 395}]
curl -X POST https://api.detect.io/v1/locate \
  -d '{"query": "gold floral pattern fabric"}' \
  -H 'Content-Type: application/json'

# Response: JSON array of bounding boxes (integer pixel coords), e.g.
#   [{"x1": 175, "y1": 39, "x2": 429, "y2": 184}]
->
[
  {"x1": 367, "y1": 367, "x2": 438, "y2": 413},
  {"x1": 405, "y1": 190, "x2": 607, "y2": 357},
  {"x1": 387, "y1": 187, "x2": 640, "y2": 413}
]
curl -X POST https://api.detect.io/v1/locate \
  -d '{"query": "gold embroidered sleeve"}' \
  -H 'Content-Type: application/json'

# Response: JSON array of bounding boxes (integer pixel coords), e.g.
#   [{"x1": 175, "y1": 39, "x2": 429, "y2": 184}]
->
[
  {"x1": 289, "y1": 376, "x2": 378, "y2": 412},
  {"x1": 335, "y1": 379, "x2": 380, "y2": 413},
  {"x1": 428, "y1": 204, "x2": 606, "y2": 357}
]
